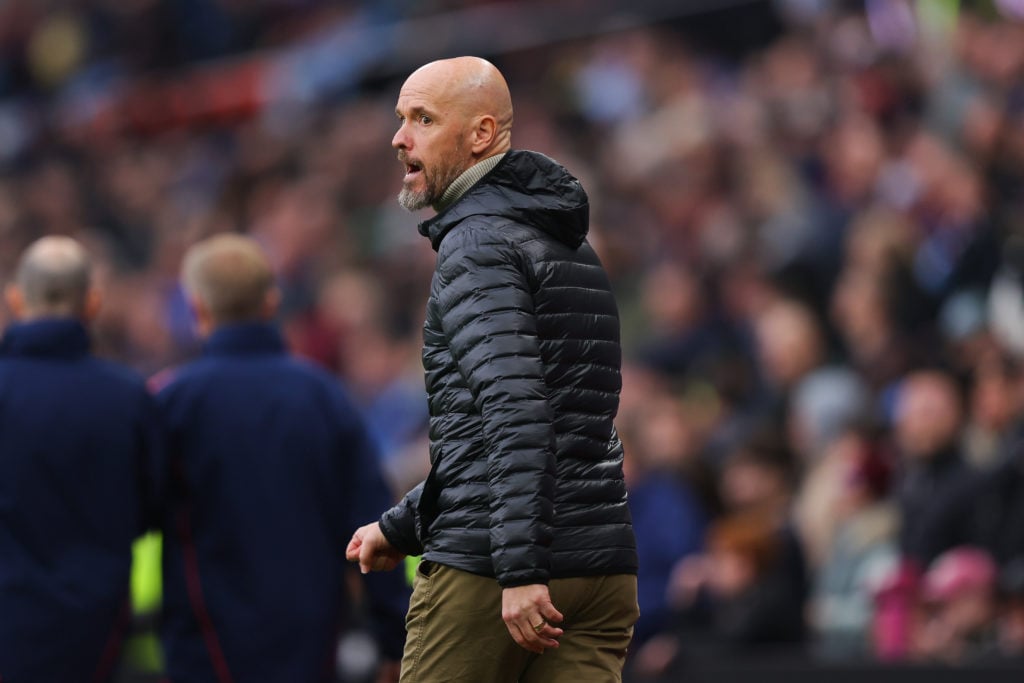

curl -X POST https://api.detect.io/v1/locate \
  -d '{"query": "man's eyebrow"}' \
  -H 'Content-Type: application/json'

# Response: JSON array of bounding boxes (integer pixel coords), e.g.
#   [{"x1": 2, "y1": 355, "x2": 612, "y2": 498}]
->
[{"x1": 397, "y1": 104, "x2": 432, "y2": 118}]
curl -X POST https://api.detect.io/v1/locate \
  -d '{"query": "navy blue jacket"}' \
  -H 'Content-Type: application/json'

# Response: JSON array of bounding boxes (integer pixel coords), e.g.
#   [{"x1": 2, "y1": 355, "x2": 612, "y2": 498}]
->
[
  {"x1": 156, "y1": 323, "x2": 407, "y2": 683},
  {"x1": 0, "y1": 319, "x2": 161, "y2": 683}
]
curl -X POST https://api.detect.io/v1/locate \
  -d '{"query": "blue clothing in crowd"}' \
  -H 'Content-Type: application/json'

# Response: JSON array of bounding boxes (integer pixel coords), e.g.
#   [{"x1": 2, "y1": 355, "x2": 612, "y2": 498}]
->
[
  {"x1": 629, "y1": 472, "x2": 707, "y2": 646},
  {"x1": 0, "y1": 319, "x2": 161, "y2": 683},
  {"x1": 155, "y1": 322, "x2": 407, "y2": 683}
]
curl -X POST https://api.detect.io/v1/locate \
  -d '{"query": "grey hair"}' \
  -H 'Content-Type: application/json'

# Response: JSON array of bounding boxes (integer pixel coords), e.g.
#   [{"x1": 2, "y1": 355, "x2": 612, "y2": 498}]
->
[
  {"x1": 14, "y1": 236, "x2": 92, "y2": 317},
  {"x1": 181, "y1": 234, "x2": 274, "y2": 324}
]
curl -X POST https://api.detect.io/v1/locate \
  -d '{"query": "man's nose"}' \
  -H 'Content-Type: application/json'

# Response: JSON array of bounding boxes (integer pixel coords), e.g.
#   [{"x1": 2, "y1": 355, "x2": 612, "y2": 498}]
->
[{"x1": 392, "y1": 125, "x2": 409, "y2": 150}]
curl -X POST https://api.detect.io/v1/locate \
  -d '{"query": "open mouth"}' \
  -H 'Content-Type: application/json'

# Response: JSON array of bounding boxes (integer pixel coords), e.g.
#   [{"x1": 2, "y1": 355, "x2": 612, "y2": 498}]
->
[{"x1": 402, "y1": 159, "x2": 423, "y2": 182}]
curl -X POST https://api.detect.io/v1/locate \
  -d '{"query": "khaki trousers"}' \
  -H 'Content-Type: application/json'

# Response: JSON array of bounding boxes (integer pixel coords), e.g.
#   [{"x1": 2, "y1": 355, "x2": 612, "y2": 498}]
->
[{"x1": 399, "y1": 561, "x2": 639, "y2": 683}]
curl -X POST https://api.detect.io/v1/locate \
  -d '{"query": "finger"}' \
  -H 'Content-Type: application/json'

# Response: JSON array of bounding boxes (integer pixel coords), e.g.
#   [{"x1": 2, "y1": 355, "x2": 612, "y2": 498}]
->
[
  {"x1": 511, "y1": 622, "x2": 545, "y2": 654},
  {"x1": 534, "y1": 622, "x2": 563, "y2": 640},
  {"x1": 359, "y1": 546, "x2": 375, "y2": 574},
  {"x1": 526, "y1": 619, "x2": 561, "y2": 648},
  {"x1": 534, "y1": 630, "x2": 561, "y2": 648},
  {"x1": 373, "y1": 556, "x2": 397, "y2": 572},
  {"x1": 539, "y1": 603, "x2": 565, "y2": 625},
  {"x1": 345, "y1": 536, "x2": 362, "y2": 561},
  {"x1": 507, "y1": 622, "x2": 538, "y2": 654}
]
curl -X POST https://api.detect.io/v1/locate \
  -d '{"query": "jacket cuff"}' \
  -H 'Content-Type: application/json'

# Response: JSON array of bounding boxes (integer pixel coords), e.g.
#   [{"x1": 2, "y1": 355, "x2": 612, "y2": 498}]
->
[
  {"x1": 379, "y1": 498, "x2": 424, "y2": 557},
  {"x1": 497, "y1": 569, "x2": 550, "y2": 588}
]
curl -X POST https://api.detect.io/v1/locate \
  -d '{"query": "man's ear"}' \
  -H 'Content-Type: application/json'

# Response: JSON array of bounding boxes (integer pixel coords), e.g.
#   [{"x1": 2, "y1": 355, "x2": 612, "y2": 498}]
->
[
  {"x1": 4, "y1": 285, "x2": 25, "y2": 320},
  {"x1": 82, "y1": 287, "x2": 101, "y2": 322},
  {"x1": 189, "y1": 294, "x2": 215, "y2": 338},
  {"x1": 262, "y1": 287, "x2": 281, "y2": 320},
  {"x1": 469, "y1": 115, "x2": 497, "y2": 155}
]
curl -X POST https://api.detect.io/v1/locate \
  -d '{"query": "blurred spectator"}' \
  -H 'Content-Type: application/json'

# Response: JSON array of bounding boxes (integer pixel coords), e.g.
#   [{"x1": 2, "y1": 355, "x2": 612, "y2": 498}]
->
[
  {"x1": 634, "y1": 261, "x2": 737, "y2": 381},
  {"x1": 914, "y1": 547, "x2": 1001, "y2": 663},
  {"x1": 998, "y1": 557, "x2": 1024, "y2": 660},
  {"x1": 308, "y1": 269, "x2": 430, "y2": 495},
  {"x1": 716, "y1": 431, "x2": 809, "y2": 632},
  {"x1": 892, "y1": 369, "x2": 969, "y2": 568},
  {"x1": 913, "y1": 421, "x2": 1024, "y2": 579},
  {"x1": 622, "y1": 385, "x2": 705, "y2": 494},
  {"x1": 810, "y1": 428, "x2": 899, "y2": 660},
  {"x1": 623, "y1": 385, "x2": 708, "y2": 648},
  {"x1": 749, "y1": 297, "x2": 826, "y2": 434},
  {"x1": 871, "y1": 556, "x2": 923, "y2": 662},
  {"x1": 988, "y1": 235, "x2": 1024, "y2": 360},
  {"x1": 718, "y1": 431, "x2": 797, "y2": 523},
  {"x1": 831, "y1": 207, "x2": 927, "y2": 395},
  {"x1": 790, "y1": 368, "x2": 872, "y2": 569},
  {"x1": 631, "y1": 512, "x2": 806, "y2": 679},
  {"x1": 963, "y1": 351, "x2": 1024, "y2": 470},
  {"x1": 691, "y1": 513, "x2": 806, "y2": 648},
  {"x1": 789, "y1": 365, "x2": 871, "y2": 463}
]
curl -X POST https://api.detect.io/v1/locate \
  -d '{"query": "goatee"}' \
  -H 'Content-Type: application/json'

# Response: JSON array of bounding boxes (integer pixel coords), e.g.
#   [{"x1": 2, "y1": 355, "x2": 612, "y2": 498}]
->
[
  {"x1": 398, "y1": 185, "x2": 430, "y2": 212},
  {"x1": 397, "y1": 147, "x2": 467, "y2": 212}
]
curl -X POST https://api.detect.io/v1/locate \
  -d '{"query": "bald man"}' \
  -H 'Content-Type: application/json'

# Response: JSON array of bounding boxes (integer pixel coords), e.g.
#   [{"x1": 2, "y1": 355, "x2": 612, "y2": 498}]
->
[
  {"x1": 0, "y1": 237, "x2": 162, "y2": 682},
  {"x1": 347, "y1": 57, "x2": 639, "y2": 682},
  {"x1": 155, "y1": 234, "x2": 407, "y2": 683}
]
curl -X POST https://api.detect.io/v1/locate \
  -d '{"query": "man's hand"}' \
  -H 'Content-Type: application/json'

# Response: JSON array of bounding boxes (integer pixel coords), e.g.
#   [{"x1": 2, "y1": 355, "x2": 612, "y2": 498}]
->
[
  {"x1": 345, "y1": 522, "x2": 406, "y2": 574},
  {"x1": 501, "y1": 584, "x2": 564, "y2": 654}
]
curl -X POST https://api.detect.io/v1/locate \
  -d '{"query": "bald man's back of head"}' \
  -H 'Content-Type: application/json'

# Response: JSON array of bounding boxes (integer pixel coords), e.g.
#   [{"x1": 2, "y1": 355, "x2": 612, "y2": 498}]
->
[
  {"x1": 13, "y1": 236, "x2": 92, "y2": 319},
  {"x1": 182, "y1": 234, "x2": 275, "y2": 326}
]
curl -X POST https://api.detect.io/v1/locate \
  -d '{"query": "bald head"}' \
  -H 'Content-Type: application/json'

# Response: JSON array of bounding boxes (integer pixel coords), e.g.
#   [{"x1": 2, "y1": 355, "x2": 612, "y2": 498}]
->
[
  {"x1": 404, "y1": 57, "x2": 513, "y2": 145},
  {"x1": 8, "y1": 236, "x2": 93, "y2": 320},
  {"x1": 182, "y1": 234, "x2": 277, "y2": 332}
]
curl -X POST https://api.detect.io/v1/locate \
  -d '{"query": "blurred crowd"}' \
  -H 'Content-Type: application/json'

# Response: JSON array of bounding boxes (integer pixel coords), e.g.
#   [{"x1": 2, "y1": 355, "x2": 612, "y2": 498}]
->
[{"x1": 4, "y1": 0, "x2": 1024, "y2": 679}]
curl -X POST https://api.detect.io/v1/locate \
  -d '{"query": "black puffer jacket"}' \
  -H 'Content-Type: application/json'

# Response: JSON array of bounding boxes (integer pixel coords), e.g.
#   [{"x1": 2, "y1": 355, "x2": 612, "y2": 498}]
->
[{"x1": 379, "y1": 150, "x2": 637, "y2": 587}]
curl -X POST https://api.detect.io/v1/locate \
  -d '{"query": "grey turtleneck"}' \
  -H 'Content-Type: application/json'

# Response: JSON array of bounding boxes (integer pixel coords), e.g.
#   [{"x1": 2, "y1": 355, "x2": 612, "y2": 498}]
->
[{"x1": 433, "y1": 152, "x2": 507, "y2": 213}]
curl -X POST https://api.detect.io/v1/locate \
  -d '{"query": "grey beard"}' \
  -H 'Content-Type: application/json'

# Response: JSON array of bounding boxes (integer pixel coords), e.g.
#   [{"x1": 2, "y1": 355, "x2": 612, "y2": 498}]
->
[
  {"x1": 398, "y1": 185, "x2": 430, "y2": 212},
  {"x1": 397, "y1": 152, "x2": 466, "y2": 213}
]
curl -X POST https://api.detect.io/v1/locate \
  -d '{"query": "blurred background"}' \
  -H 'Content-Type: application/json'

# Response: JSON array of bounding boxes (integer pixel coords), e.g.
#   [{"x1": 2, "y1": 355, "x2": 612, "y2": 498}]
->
[{"x1": 3, "y1": 0, "x2": 1024, "y2": 681}]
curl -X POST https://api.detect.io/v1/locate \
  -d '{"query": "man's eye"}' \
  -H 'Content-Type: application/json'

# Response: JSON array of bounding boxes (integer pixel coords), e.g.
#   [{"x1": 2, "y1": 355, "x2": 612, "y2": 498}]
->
[{"x1": 419, "y1": 115, "x2": 432, "y2": 124}]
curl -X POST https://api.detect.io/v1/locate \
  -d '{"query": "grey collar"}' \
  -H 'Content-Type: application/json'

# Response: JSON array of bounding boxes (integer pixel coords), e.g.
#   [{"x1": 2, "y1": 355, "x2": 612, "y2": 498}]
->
[{"x1": 433, "y1": 152, "x2": 507, "y2": 213}]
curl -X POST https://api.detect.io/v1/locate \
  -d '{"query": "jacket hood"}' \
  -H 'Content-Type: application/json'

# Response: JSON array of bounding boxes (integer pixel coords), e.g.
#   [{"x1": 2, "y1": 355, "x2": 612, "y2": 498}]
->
[{"x1": 418, "y1": 150, "x2": 590, "y2": 251}]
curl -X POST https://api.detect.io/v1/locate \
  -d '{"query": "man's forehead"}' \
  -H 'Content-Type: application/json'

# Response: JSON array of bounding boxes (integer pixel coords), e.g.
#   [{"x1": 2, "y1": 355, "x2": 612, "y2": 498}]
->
[
  {"x1": 398, "y1": 74, "x2": 447, "y2": 105},
  {"x1": 400, "y1": 61, "x2": 469, "y2": 100},
  {"x1": 394, "y1": 96, "x2": 437, "y2": 117}
]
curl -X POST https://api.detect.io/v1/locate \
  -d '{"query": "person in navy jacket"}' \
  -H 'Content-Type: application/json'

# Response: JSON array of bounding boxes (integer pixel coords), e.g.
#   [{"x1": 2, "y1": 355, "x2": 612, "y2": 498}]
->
[
  {"x1": 0, "y1": 236, "x2": 162, "y2": 683},
  {"x1": 156, "y1": 234, "x2": 407, "y2": 683}
]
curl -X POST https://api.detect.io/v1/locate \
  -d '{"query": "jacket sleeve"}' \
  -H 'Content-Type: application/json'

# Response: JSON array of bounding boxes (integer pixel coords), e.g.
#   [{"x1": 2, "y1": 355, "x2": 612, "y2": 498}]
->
[
  {"x1": 379, "y1": 482, "x2": 426, "y2": 557},
  {"x1": 436, "y1": 229, "x2": 555, "y2": 587}
]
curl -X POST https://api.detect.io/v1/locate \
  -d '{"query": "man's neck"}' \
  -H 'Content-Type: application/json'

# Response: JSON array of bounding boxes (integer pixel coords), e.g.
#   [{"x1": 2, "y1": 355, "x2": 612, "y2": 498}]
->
[{"x1": 432, "y1": 152, "x2": 507, "y2": 213}]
